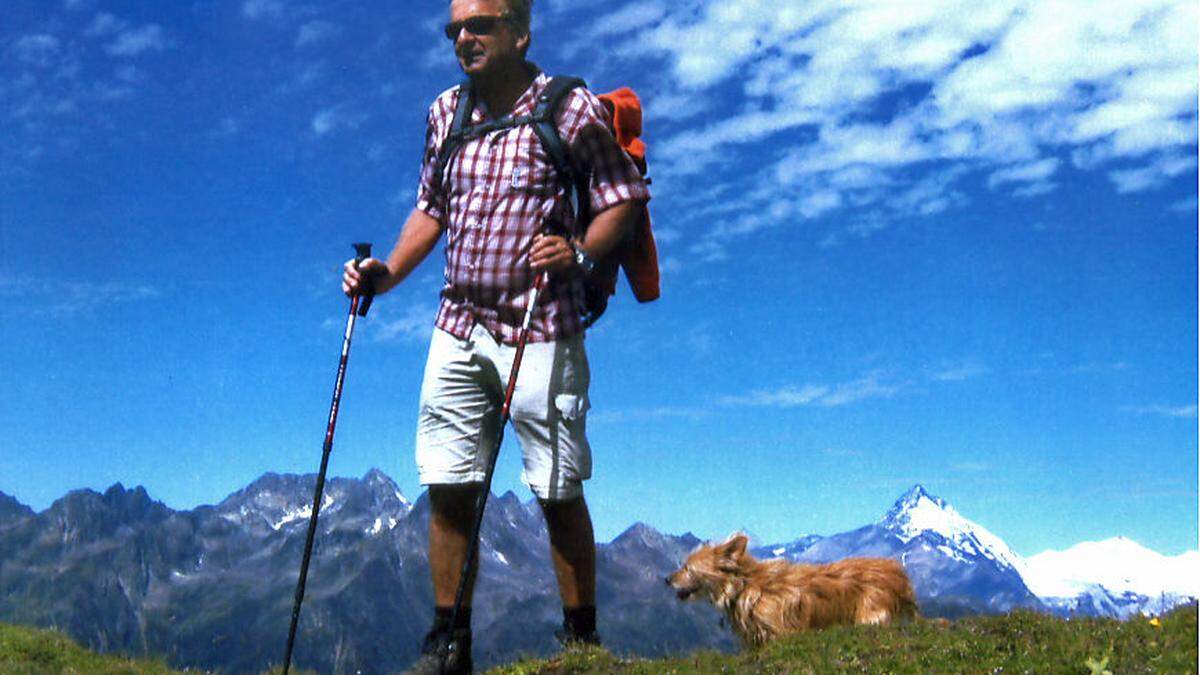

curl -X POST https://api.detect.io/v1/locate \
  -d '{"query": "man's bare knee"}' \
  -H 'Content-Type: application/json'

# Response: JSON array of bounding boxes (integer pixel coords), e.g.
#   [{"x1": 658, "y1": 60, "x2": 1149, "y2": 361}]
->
[
  {"x1": 539, "y1": 495, "x2": 587, "y2": 524},
  {"x1": 430, "y1": 484, "x2": 482, "y2": 526}
]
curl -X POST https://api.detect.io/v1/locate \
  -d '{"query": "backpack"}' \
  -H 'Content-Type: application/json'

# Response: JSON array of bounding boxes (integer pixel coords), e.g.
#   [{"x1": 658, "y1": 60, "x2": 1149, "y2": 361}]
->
[{"x1": 433, "y1": 75, "x2": 658, "y2": 328}]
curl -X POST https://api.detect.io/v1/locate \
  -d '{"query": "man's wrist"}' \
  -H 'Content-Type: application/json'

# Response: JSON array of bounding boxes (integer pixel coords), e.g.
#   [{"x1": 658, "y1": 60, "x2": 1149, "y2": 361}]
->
[{"x1": 570, "y1": 239, "x2": 596, "y2": 276}]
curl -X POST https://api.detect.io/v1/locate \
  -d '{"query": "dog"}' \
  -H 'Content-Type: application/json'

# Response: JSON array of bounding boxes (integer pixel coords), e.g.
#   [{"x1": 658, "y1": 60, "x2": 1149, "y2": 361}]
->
[{"x1": 666, "y1": 532, "x2": 918, "y2": 647}]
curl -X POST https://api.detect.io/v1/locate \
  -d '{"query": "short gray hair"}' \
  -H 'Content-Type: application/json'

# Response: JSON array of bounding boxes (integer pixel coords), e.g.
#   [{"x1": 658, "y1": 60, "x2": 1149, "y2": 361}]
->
[{"x1": 504, "y1": 0, "x2": 532, "y2": 37}]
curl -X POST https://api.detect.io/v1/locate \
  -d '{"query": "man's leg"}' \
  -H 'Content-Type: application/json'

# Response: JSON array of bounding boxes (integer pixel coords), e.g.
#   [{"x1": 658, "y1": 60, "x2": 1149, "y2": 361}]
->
[
  {"x1": 403, "y1": 484, "x2": 481, "y2": 674},
  {"x1": 539, "y1": 495, "x2": 599, "y2": 643},
  {"x1": 429, "y1": 483, "x2": 483, "y2": 608}
]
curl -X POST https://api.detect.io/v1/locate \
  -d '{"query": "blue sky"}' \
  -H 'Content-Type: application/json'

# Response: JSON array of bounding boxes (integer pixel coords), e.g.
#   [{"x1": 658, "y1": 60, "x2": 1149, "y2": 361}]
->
[{"x1": 2, "y1": 0, "x2": 1196, "y2": 557}]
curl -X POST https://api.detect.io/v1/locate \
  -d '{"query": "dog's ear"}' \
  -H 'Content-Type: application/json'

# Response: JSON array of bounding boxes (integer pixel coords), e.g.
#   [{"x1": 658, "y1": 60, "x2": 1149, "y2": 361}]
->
[{"x1": 719, "y1": 532, "x2": 749, "y2": 560}]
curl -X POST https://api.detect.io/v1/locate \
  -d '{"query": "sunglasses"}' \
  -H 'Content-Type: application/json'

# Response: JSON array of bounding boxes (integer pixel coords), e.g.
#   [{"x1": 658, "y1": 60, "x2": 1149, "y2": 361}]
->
[{"x1": 443, "y1": 15, "x2": 510, "y2": 41}]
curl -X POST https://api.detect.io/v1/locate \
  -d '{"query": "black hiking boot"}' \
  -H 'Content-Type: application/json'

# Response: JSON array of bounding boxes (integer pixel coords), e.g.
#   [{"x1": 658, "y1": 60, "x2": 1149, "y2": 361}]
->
[
  {"x1": 554, "y1": 623, "x2": 601, "y2": 649},
  {"x1": 402, "y1": 627, "x2": 472, "y2": 675},
  {"x1": 555, "y1": 606, "x2": 600, "y2": 649}
]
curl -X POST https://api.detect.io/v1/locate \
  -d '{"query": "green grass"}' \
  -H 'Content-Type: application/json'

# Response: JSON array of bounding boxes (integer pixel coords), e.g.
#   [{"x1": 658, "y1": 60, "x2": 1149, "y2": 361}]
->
[
  {"x1": 491, "y1": 604, "x2": 1198, "y2": 674},
  {"x1": 0, "y1": 622, "x2": 186, "y2": 675},
  {"x1": 3, "y1": 605, "x2": 1195, "y2": 674}
]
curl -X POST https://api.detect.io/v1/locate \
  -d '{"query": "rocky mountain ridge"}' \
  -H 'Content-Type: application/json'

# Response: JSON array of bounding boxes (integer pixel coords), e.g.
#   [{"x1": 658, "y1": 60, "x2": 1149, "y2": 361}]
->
[{"x1": 0, "y1": 476, "x2": 1193, "y2": 674}]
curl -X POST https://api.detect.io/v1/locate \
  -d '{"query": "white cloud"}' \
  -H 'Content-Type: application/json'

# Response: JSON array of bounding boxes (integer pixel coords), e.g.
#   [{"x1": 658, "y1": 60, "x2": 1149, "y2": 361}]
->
[
  {"x1": 594, "y1": 0, "x2": 1197, "y2": 258},
  {"x1": 987, "y1": 158, "x2": 1060, "y2": 189},
  {"x1": 931, "y1": 361, "x2": 990, "y2": 382},
  {"x1": 589, "y1": 405, "x2": 706, "y2": 424},
  {"x1": 0, "y1": 277, "x2": 161, "y2": 316},
  {"x1": 1013, "y1": 181, "x2": 1057, "y2": 199},
  {"x1": 721, "y1": 385, "x2": 829, "y2": 408},
  {"x1": 311, "y1": 105, "x2": 366, "y2": 136},
  {"x1": 106, "y1": 25, "x2": 168, "y2": 57},
  {"x1": 1109, "y1": 154, "x2": 1196, "y2": 193},
  {"x1": 1169, "y1": 197, "x2": 1198, "y2": 213},
  {"x1": 367, "y1": 303, "x2": 437, "y2": 343},
  {"x1": 587, "y1": 1, "x2": 668, "y2": 40},
  {"x1": 1124, "y1": 404, "x2": 1198, "y2": 419},
  {"x1": 720, "y1": 374, "x2": 901, "y2": 409},
  {"x1": 242, "y1": 0, "x2": 285, "y2": 21},
  {"x1": 85, "y1": 13, "x2": 127, "y2": 38},
  {"x1": 12, "y1": 35, "x2": 61, "y2": 68},
  {"x1": 296, "y1": 21, "x2": 340, "y2": 49}
]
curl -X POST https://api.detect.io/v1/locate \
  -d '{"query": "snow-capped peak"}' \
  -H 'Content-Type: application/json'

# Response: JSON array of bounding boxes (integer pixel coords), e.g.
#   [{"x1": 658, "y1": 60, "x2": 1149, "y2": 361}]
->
[
  {"x1": 1022, "y1": 537, "x2": 1200, "y2": 599},
  {"x1": 880, "y1": 484, "x2": 1024, "y2": 572}
]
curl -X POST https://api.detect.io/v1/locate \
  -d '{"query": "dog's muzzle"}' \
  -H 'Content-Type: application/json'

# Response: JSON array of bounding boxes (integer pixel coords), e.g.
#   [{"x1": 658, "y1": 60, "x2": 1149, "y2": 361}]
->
[{"x1": 666, "y1": 577, "x2": 696, "y2": 600}]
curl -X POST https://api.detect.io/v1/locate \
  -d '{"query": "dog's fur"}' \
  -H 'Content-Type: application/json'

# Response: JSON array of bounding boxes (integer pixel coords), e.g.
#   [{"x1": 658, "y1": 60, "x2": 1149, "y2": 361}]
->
[{"x1": 667, "y1": 533, "x2": 918, "y2": 647}]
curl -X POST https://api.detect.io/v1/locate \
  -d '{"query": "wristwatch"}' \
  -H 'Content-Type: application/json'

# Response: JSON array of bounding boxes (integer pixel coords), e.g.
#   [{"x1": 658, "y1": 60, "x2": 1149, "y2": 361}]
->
[{"x1": 571, "y1": 240, "x2": 596, "y2": 276}]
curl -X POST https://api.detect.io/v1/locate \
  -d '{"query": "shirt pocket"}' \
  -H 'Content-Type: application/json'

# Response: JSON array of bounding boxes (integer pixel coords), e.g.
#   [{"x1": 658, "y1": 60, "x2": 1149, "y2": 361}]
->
[{"x1": 510, "y1": 135, "x2": 561, "y2": 197}]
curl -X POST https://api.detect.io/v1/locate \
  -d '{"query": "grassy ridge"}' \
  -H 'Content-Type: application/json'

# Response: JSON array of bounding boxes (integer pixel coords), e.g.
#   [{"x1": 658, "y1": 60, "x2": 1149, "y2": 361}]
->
[
  {"x1": 2, "y1": 605, "x2": 1195, "y2": 673},
  {"x1": 492, "y1": 604, "x2": 1198, "y2": 674},
  {"x1": 0, "y1": 622, "x2": 184, "y2": 675}
]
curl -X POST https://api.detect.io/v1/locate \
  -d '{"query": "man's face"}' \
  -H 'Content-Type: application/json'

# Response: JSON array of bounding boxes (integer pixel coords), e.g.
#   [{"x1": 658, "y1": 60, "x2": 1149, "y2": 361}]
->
[{"x1": 447, "y1": 0, "x2": 528, "y2": 79}]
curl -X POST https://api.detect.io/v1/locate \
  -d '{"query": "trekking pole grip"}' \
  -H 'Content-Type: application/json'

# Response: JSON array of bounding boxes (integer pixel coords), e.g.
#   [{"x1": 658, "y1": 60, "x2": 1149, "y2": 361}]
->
[{"x1": 353, "y1": 242, "x2": 375, "y2": 317}]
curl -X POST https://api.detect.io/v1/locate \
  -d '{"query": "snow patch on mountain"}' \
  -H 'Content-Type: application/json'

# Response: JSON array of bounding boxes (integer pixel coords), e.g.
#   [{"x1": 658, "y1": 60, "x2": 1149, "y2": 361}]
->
[
  {"x1": 366, "y1": 515, "x2": 399, "y2": 535},
  {"x1": 1022, "y1": 537, "x2": 1200, "y2": 599},
  {"x1": 271, "y1": 493, "x2": 334, "y2": 530}
]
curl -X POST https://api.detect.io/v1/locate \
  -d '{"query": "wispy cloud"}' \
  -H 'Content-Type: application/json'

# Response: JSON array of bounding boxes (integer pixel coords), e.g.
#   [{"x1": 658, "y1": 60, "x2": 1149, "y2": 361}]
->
[
  {"x1": 1108, "y1": 155, "x2": 1197, "y2": 194},
  {"x1": 1019, "y1": 361, "x2": 1133, "y2": 378},
  {"x1": 930, "y1": 360, "x2": 990, "y2": 382},
  {"x1": 311, "y1": 104, "x2": 366, "y2": 136},
  {"x1": 85, "y1": 13, "x2": 127, "y2": 38},
  {"x1": 951, "y1": 462, "x2": 993, "y2": 473},
  {"x1": 106, "y1": 25, "x2": 168, "y2": 57},
  {"x1": 11, "y1": 34, "x2": 62, "y2": 67},
  {"x1": 295, "y1": 20, "x2": 340, "y2": 50},
  {"x1": 589, "y1": 406, "x2": 707, "y2": 425},
  {"x1": 721, "y1": 374, "x2": 902, "y2": 409},
  {"x1": 242, "y1": 0, "x2": 285, "y2": 21},
  {"x1": 594, "y1": 0, "x2": 1197, "y2": 258},
  {"x1": 987, "y1": 158, "x2": 1060, "y2": 190},
  {"x1": 1123, "y1": 404, "x2": 1198, "y2": 419},
  {"x1": 0, "y1": 277, "x2": 161, "y2": 317},
  {"x1": 365, "y1": 302, "x2": 437, "y2": 344}
]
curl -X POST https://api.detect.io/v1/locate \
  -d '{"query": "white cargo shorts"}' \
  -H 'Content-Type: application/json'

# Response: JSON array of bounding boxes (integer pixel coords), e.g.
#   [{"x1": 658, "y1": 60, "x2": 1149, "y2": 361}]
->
[{"x1": 415, "y1": 324, "x2": 591, "y2": 501}]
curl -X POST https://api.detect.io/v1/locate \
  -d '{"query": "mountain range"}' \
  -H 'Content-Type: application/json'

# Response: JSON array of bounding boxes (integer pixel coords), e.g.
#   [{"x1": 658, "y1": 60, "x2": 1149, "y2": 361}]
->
[{"x1": 0, "y1": 474, "x2": 1193, "y2": 673}]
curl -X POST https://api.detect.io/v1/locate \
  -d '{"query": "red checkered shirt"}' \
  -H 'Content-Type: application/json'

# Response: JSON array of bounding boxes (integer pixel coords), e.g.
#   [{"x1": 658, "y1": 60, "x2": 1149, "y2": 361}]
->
[{"x1": 415, "y1": 69, "x2": 651, "y2": 345}]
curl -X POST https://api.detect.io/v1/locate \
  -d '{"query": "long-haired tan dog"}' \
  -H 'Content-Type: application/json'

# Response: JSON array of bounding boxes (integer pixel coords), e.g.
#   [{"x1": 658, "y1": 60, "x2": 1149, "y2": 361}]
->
[{"x1": 666, "y1": 533, "x2": 918, "y2": 647}]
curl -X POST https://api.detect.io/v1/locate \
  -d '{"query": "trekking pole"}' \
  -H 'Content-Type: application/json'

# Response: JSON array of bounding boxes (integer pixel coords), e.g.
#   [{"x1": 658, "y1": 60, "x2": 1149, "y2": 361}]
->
[
  {"x1": 443, "y1": 270, "x2": 548, "y2": 662},
  {"x1": 282, "y1": 242, "x2": 375, "y2": 675}
]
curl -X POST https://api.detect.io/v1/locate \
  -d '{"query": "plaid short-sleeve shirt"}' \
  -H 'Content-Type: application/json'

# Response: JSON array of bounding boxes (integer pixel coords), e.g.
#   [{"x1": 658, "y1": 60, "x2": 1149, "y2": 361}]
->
[{"x1": 415, "y1": 69, "x2": 651, "y2": 345}]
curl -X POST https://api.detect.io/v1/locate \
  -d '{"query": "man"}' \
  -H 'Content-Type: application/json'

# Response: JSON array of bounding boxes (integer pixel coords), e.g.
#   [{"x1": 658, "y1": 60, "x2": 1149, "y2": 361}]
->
[{"x1": 342, "y1": 0, "x2": 649, "y2": 672}]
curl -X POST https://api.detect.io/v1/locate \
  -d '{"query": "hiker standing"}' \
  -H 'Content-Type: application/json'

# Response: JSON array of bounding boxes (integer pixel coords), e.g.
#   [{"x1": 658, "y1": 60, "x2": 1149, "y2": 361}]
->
[{"x1": 342, "y1": 0, "x2": 650, "y2": 672}]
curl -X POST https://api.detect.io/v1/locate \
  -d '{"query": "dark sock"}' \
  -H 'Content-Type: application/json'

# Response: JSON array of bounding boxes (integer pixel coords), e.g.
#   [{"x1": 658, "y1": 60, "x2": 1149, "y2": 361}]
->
[
  {"x1": 562, "y1": 606, "x2": 596, "y2": 635},
  {"x1": 434, "y1": 606, "x2": 472, "y2": 632}
]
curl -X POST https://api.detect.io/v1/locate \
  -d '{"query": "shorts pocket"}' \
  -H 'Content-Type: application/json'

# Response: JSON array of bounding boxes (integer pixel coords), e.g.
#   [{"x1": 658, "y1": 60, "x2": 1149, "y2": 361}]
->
[{"x1": 554, "y1": 393, "x2": 590, "y2": 421}]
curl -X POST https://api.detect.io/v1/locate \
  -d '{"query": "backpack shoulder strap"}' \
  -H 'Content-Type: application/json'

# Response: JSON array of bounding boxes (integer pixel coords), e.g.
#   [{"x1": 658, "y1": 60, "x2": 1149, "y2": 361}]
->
[
  {"x1": 432, "y1": 81, "x2": 476, "y2": 191},
  {"x1": 530, "y1": 76, "x2": 590, "y2": 226}
]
